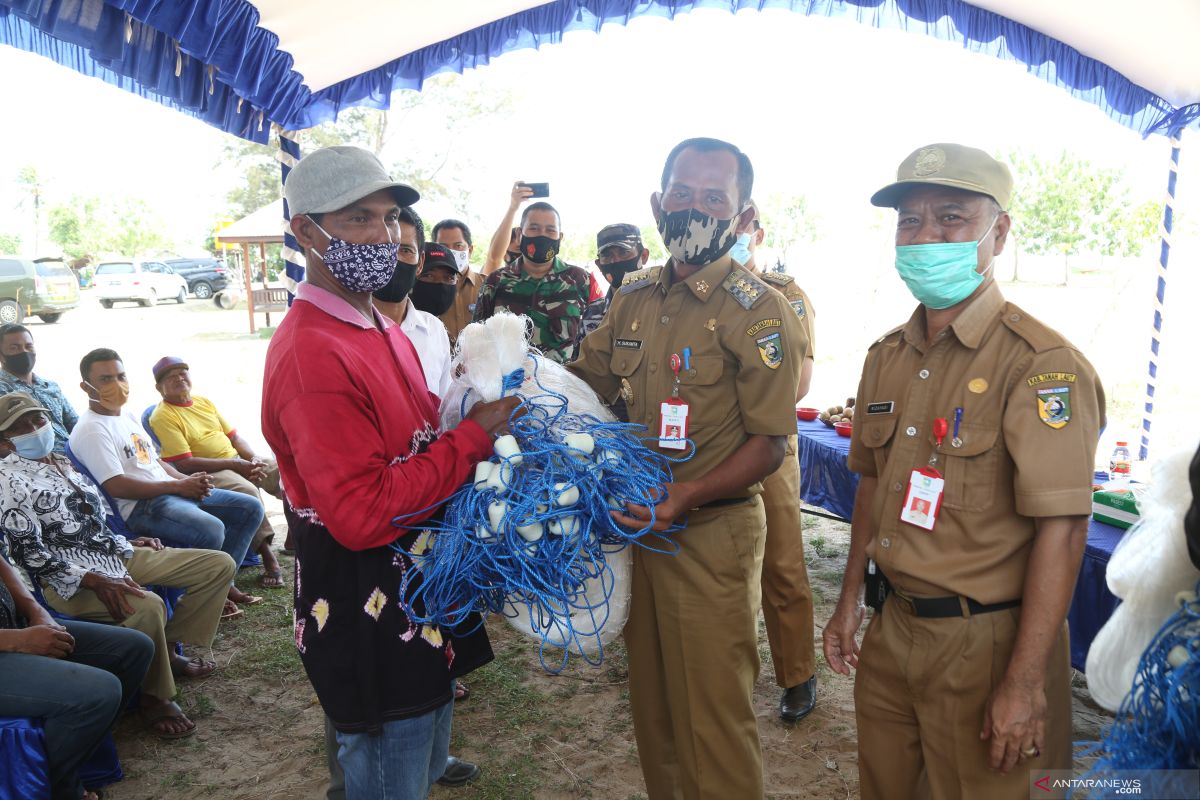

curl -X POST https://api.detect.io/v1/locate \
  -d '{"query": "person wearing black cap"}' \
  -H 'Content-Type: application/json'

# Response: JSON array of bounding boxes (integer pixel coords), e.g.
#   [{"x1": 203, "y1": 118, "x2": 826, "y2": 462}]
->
[
  {"x1": 580, "y1": 223, "x2": 650, "y2": 341},
  {"x1": 266, "y1": 146, "x2": 519, "y2": 797},
  {"x1": 430, "y1": 219, "x2": 480, "y2": 345}
]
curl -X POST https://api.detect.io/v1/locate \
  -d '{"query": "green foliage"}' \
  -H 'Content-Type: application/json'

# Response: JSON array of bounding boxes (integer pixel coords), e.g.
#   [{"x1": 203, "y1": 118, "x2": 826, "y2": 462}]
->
[
  {"x1": 757, "y1": 191, "x2": 819, "y2": 250},
  {"x1": 1006, "y1": 150, "x2": 1159, "y2": 258},
  {"x1": 0, "y1": 233, "x2": 21, "y2": 254},
  {"x1": 47, "y1": 195, "x2": 173, "y2": 260},
  {"x1": 219, "y1": 73, "x2": 516, "y2": 225}
]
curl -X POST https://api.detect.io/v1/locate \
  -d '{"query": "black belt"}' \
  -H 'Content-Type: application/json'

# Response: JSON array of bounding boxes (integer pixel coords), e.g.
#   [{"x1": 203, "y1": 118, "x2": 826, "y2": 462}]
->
[
  {"x1": 892, "y1": 592, "x2": 1021, "y2": 619},
  {"x1": 693, "y1": 496, "x2": 752, "y2": 511}
]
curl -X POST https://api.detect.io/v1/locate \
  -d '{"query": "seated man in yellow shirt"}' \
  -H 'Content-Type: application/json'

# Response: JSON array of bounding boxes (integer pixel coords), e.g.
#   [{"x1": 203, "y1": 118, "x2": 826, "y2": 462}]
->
[{"x1": 148, "y1": 357, "x2": 285, "y2": 588}]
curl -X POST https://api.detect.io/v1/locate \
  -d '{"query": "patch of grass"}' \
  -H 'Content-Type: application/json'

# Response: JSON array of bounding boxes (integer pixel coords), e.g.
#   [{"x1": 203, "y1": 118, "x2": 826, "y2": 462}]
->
[
  {"x1": 435, "y1": 752, "x2": 539, "y2": 800},
  {"x1": 465, "y1": 639, "x2": 551, "y2": 731},
  {"x1": 221, "y1": 556, "x2": 303, "y2": 681},
  {"x1": 182, "y1": 691, "x2": 216, "y2": 719}
]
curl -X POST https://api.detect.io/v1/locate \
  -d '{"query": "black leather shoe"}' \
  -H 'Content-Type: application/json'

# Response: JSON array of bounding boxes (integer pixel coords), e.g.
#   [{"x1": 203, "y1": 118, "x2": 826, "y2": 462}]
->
[
  {"x1": 436, "y1": 757, "x2": 481, "y2": 787},
  {"x1": 779, "y1": 676, "x2": 817, "y2": 723}
]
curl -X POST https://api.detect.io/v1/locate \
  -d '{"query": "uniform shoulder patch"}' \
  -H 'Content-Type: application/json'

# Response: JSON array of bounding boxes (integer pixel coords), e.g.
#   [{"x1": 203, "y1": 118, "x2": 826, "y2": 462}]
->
[
  {"x1": 722, "y1": 271, "x2": 770, "y2": 310},
  {"x1": 618, "y1": 265, "x2": 661, "y2": 295},
  {"x1": 868, "y1": 324, "x2": 905, "y2": 349},
  {"x1": 1001, "y1": 304, "x2": 1073, "y2": 354},
  {"x1": 760, "y1": 271, "x2": 794, "y2": 287}
]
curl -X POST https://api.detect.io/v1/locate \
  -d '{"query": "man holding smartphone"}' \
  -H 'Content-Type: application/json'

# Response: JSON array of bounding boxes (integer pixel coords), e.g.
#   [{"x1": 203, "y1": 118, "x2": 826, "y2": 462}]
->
[{"x1": 473, "y1": 192, "x2": 593, "y2": 364}]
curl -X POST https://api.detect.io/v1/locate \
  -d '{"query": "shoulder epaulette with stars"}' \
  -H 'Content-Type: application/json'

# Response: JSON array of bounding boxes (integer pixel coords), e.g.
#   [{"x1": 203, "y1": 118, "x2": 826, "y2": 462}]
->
[
  {"x1": 618, "y1": 265, "x2": 662, "y2": 295},
  {"x1": 760, "y1": 272, "x2": 794, "y2": 287},
  {"x1": 722, "y1": 270, "x2": 769, "y2": 310}
]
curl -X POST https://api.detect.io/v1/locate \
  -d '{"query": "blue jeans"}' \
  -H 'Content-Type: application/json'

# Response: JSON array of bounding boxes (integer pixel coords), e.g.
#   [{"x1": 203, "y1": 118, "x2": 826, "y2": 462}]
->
[
  {"x1": 334, "y1": 692, "x2": 453, "y2": 800},
  {"x1": 125, "y1": 489, "x2": 262, "y2": 579},
  {"x1": 0, "y1": 620, "x2": 154, "y2": 800}
]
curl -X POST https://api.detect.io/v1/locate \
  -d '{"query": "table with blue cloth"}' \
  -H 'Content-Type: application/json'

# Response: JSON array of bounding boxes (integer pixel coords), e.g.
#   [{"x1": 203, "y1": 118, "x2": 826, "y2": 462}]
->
[
  {"x1": 795, "y1": 418, "x2": 857, "y2": 521},
  {"x1": 794, "y1": 418, "x2": 1123, "y2": 672}
]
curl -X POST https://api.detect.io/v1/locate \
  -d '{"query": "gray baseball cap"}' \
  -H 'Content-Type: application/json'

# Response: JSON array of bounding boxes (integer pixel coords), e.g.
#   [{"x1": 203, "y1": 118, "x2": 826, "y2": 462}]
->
[
  {"x1": 871, "y1": 143, "x2": 1012, "y2": 210},
  {"x1": 284, "y1": 146, "x2": 420, "y2": 218}
]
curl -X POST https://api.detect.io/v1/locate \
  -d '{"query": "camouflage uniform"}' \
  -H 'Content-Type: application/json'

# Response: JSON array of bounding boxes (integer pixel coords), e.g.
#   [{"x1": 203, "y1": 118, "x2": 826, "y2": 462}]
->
[{"x1": 473, "y1": 257, "x2": 592, "y2": 363}]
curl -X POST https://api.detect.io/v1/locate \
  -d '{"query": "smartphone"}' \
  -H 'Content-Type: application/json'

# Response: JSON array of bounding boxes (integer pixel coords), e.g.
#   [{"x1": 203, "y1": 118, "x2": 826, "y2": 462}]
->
[{"x1": 521, "y1": 182, "x2": 550, "y2": 198}]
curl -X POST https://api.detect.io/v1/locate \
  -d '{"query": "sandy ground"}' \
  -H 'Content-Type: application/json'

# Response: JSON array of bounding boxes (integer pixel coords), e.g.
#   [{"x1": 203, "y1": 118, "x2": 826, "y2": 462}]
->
[{"x1": 19, "y1": 288, "x2": 1130, "y2": 799}]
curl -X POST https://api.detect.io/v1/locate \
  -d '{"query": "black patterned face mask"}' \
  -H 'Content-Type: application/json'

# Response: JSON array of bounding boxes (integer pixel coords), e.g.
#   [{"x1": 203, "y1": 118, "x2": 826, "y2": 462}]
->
[
  {"x1": 520, "y1": 235, "x2": 559, "y2": 265},
  {"x1": 309, "y1": 216, "x2": 400, "y2": 293},
  {"x1": 656, "y1": 208, "x2": 739, "y2": 265}
]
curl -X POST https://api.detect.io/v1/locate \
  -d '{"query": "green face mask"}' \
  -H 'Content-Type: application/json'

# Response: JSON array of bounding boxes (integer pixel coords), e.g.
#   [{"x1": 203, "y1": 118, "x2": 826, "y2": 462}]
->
[{"x1": 894, "y1": 215, "x2": 997, "y2": 309}]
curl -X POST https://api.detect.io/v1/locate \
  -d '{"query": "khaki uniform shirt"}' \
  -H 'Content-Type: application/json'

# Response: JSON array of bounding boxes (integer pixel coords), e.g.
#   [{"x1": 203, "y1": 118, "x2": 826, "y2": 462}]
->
[
  {"x1": 847, "y1": 282, "x2": 1105, "y2": 604},
  {"x1": 569, "y1": 254, "x2": 808, "y2": 493},
  {"x1": 756, "y1": 271, "x2": 817, "y2": 358},
  {"x1": 438, "y1": 267, "x2": 481, "y2": 345}
]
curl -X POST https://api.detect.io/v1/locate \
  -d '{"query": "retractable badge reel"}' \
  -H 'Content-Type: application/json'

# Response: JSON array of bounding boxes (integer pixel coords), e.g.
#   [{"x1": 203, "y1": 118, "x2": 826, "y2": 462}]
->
[
  {"x1": 899, "y1": 417, "x2": 948, "y2": 531},
  {"x1": 659, "y1": 351, "x2": 690, "y2": 451}
]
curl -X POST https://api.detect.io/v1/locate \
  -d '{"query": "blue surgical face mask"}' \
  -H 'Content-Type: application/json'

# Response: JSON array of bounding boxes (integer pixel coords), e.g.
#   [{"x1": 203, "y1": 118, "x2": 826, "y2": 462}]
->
[
  {"x1": 729, "y1": 232, "x2": 754, "y2": 266},
  {"x1": 894, "y1": 215, "x2": 998, "y2": 309},
  {"x1": 8, "y1": 424, "x2": 54, "y2": 460}
]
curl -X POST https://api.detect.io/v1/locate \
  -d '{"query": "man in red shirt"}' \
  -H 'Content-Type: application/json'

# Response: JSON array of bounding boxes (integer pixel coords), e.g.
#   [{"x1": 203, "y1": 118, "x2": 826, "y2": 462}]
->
[{"x1": 262, "y1": 145, "x2": 518, "y2": 799}]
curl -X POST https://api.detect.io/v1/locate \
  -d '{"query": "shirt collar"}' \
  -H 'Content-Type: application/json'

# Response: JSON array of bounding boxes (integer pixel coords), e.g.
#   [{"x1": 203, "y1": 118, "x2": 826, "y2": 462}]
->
[
  {"x1": 901, "y1": 280, "x2": 1005, "y2": 351},
  {"x1": 658, "y1": 254, "x2": 735, "y2": 303},
  {"x1": 514, "y1": 256, "x2": 565, "y2": 280},
  {"x1": 296, "y1": 282, "x2": 394, "y2": 330},
  {"x1": 400, "y1": 307, "x2": 433, "y2": 334}
]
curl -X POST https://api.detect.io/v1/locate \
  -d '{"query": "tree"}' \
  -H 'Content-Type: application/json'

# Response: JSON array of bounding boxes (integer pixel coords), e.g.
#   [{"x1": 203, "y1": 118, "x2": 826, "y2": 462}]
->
[
  {"x1": 47, "y1": 195, "x2": 173, "y2": 260},
  {"x1": 1006, "y1": 150, "x2": 1160, "y2": 267},
  {"x1": 0, "y1": 233, "x2": 20, "y2": 254},
  {"x1": 757, "y1": 191, "x2": 819, "y2": 253},
  {"x1": 217, "y1": 73, "x2": 517, "y2": 225},
  {"x1": 14, "y1": 166, "x2": 44, "y2": 253}
]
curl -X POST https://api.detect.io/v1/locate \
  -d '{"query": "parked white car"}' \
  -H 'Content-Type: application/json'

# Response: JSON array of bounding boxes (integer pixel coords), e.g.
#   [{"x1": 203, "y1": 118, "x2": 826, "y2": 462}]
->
[{"x1": 93, "y1": 259, "x2": 189, "y2": 308}]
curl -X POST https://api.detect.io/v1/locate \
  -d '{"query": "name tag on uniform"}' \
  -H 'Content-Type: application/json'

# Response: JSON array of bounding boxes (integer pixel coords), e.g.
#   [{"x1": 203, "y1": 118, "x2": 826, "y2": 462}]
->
[
  {"x1": 659, "y1": 399, "x2": 689, "y2": 451},
  {"x1": 899, "y1": 467, "x2": 944, "y2": 531},
  {"x1": 867, "y1": 401, "x2": 894, "y2": 414}
]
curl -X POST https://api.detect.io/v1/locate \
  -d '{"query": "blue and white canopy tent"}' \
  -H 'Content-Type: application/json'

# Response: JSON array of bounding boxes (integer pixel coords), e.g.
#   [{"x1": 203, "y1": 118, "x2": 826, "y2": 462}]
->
[{"x1": 2, "y1": 0, "x2": 1197, "y2": 457}]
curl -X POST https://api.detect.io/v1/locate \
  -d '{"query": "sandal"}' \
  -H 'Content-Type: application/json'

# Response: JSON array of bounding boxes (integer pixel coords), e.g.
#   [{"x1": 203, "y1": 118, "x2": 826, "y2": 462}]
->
[
  {"x1": 258, "y1": 568, "x2": 286, "y2": 589},
  {"x1": 455, "y1": 680, "x2": 470, "y2": 702},
  {"x1": 221, "y1": 600, "x2": 244, "y2": 620},
  {"x1": 140, "y1": 700, "x2": 196, "y2": 740},
  {"x1": 171, "y1": 654, "x2": 216, "y2": 680},
  {"x1": 228, "y1": 589, "x2": 264, "y2": 606}
]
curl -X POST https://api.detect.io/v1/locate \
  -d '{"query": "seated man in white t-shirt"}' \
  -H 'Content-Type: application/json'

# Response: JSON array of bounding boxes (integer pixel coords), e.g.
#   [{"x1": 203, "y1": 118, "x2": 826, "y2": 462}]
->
[
  {"x1": 68, "y1": 348, "x2": 265, "y2": 615},
  {"x1": 369, "y1": 207, "x2": 452, "y2": 399}
]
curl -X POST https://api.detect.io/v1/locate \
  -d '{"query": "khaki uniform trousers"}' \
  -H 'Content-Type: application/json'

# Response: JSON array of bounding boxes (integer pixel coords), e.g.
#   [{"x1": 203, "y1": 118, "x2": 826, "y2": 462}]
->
[
  {"x1": 854, "y1": 594, "x2": 1072, "y2": 800},
  {"x1": 46, "y1": 547, "x2": 235, "y2": 702},
  {"x1": 209, "y1": 457, "x2": 281, "y2": 550},
  {"x1": 759, "y1": 435, "x2": 816, "y2": 687},
  {"x1": 625, "y1": 496, "x2": 767, "y2": 800}
]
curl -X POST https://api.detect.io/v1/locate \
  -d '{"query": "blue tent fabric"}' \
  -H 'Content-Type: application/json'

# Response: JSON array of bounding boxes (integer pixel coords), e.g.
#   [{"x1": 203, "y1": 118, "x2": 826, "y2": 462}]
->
[{"x1": 1, "y1": 0, "x2": 1197, "y2": 141}]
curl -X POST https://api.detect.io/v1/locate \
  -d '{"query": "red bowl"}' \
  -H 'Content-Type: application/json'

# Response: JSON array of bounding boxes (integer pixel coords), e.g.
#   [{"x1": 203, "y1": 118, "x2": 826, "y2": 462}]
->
[
  {"x1": 796, "y1": 407, "x2": 820, "y2": 421},
  {"x1": 834, "y1": 421, "x2": 853, "y2": 437}
]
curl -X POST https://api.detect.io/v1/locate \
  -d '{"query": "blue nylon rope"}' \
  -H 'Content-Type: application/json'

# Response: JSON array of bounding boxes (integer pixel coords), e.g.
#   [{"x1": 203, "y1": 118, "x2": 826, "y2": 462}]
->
[
  {"x1": 1076, "y1": 580, "x2": 1200, "y2": 794},
  {"x1": 390, "y1": 354, "x2": 693, "y2": 672}
]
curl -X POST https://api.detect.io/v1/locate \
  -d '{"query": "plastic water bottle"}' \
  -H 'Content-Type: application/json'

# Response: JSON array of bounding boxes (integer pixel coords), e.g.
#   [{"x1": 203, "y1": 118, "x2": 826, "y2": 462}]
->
[{"x1": 1109, "y1": 441, "x2": 1132, "y2": 483}]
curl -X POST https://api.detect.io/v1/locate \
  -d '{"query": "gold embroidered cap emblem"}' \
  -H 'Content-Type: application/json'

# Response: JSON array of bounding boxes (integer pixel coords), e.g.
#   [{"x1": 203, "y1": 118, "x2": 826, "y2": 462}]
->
[{"x1": 912, "y1": 146, "x2": 947, "y2": 177}]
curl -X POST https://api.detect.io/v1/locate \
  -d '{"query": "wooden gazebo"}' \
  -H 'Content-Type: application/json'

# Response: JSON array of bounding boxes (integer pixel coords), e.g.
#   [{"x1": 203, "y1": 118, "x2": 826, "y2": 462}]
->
[{"x1": 216, "y1": 198, "x2": 291, "y2": 334}]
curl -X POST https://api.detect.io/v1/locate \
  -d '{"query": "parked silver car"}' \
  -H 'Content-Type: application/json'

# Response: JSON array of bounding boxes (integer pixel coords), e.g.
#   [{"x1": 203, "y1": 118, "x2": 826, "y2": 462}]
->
[{"x1": 93, "y1": 259, "x2": 189, "y2": 308}]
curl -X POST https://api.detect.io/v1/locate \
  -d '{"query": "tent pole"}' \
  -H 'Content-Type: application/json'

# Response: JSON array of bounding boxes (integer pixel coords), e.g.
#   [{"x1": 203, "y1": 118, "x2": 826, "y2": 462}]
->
[
  {"x1": 243, "y1": 241, "x2": 255, "y2": 335},
  {"x1": 259, "y1": 241, "x2": 269, "y2": 327},
  {"x1": 1138, "y1": 133, "x2": 1183, "y2": 462},
  {"x1": 277, "y1": 128, "x2": 303, "y2": 304}
]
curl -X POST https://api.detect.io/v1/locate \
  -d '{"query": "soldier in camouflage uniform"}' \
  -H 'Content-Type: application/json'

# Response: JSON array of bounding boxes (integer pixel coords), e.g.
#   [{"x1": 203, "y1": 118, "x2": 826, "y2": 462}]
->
[{"x1": 472, "y1": 201, "x2": 592, "y2": 364}]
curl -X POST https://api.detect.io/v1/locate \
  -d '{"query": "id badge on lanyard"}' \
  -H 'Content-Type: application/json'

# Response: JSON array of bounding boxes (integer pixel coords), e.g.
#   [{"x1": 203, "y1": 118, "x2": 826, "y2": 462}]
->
[
  {"x1": 899, "y1": 417, "x2": 948, "y2": 531},
  {"x1": 659, "y1": 350, "x2": 690, "y2": 451}
]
